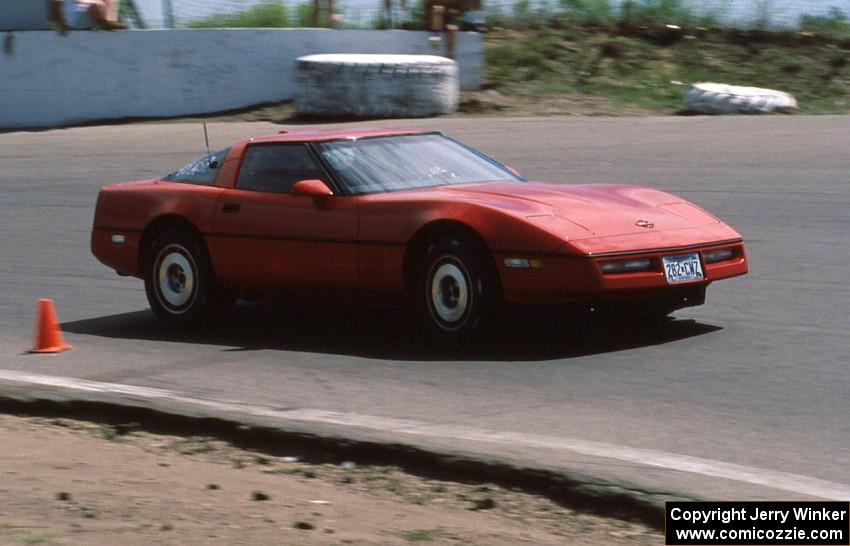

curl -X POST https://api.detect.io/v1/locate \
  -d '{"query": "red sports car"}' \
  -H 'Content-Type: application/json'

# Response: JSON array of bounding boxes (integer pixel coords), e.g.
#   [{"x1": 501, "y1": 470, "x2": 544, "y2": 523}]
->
[{"x1": 92, "y1": 128, "x2": 747, "y2": 342}]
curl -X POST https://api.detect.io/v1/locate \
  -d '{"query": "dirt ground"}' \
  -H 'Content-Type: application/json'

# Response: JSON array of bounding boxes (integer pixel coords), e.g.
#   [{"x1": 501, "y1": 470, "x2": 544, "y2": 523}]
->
[
  {"x1": 128, "y1": 90, "x2": 649, "y2": 128},
  {"x1": 0, "y1": 413, "x2": 661, "y2": 545}
]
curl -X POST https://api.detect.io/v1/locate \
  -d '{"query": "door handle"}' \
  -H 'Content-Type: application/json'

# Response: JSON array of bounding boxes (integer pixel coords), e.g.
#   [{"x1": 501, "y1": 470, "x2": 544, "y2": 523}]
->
[{"x1": 221, "y1": 203, "x2": 241, "y2": 214}]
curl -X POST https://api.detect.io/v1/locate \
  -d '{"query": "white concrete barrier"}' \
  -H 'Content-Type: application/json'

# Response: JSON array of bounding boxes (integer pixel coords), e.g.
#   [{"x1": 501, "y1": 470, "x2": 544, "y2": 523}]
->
[
  {"x1": 0, "y1": 29, "x2": 482, "y2": 129},
  {"x1": 296, "y1": 54, "x2": 459, "y2": 118}
]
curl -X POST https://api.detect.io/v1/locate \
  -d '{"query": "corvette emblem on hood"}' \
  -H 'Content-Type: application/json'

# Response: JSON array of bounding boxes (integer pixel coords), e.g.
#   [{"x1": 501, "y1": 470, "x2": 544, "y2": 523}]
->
[{"x1": 635, "y1": 219, "x2": 655, "y2": 228}]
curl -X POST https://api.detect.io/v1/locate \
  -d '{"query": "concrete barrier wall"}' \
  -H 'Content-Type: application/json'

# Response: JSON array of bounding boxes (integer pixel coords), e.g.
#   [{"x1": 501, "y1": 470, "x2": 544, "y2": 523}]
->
[
  {"x1": 0, "y1": 0, "x2": 50, "y2": 31},
  {"x1": 0, "y1": 29, "x2": 482, "y2": 129}
]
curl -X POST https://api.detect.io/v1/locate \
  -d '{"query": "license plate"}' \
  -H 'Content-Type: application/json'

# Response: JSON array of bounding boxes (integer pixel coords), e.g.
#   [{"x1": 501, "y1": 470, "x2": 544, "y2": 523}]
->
[{"x1": 662, "y1": 253, "x2": 704, "y2": 284}]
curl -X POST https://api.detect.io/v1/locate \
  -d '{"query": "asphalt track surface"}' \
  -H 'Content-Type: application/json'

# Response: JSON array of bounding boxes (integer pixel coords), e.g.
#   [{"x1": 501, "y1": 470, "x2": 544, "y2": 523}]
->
[{"x1": 1, "y1": 116, "x2": 848, "y2": 503}]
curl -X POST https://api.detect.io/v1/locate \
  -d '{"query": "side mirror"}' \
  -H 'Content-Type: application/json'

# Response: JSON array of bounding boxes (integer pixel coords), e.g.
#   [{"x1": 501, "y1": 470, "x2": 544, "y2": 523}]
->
[{"x1": 291, "y1": 179, "x2": 334, "y2": 198}]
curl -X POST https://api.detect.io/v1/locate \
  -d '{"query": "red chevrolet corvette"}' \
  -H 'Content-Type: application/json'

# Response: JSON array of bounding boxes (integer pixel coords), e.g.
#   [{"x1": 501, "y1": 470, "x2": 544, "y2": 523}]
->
[{"x1": 92, "y1": 128, "x2": 747, "y2": 341}]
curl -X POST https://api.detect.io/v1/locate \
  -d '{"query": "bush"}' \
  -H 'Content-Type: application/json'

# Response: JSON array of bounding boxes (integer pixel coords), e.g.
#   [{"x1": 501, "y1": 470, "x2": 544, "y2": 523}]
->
[
  {"x1": 187, "y1": 0, "x2": 292, "y2": 28},
  {"x1": 496, "y1": 0, "x2": 709, "y2": 29},
  {"x1": 486, "y1": 4, "x2": 510, "y2": 28},
  {"x1": 800, "y1": 7, "x2": 850, "y2": 38},
  {"x1": 296, "y1": 2, "x2": 314, "y2": 27},
  {"x1": 512, "y1": 0, "x2": 534, "y2": 27},
  {"x1": 559, "y1": 0, "x2": 614, "y2": 26},
  {"x1": 620, "y1": 0, "x2": 696, "y2": 27}
]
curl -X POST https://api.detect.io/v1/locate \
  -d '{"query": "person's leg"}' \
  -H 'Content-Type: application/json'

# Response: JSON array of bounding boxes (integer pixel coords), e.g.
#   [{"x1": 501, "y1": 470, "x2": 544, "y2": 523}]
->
[
  {"x1": 48, "y1": 0, "x2": 69, "y2": 35},
  {"x1": 86, "y1": 0, "x2": 126, "y2": 29},
  {"x1": 103, "y1": 0, "x2": 119, "y2": 22},
  {"x1": 86, "y1": 0, "x2": 108, "y2": 26}
]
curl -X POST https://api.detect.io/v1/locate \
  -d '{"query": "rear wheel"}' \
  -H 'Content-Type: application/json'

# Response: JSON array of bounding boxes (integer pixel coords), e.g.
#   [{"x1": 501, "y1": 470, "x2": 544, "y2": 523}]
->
[
  {"x1": 419, "y1": 238, "x2": 500, "y2": 346},
  {"x1": 144, "y1": 230, "x2": 231, "y2": 324}
]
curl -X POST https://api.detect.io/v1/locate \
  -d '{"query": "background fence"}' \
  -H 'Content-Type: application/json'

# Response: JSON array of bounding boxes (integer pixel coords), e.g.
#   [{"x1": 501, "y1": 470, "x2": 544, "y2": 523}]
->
[
  {"x1": 132, "y1": 0, "x2": 397, "y2": 28},
  {"x1": 131, "y1": 0, "x2": 849, "y2": 29}
]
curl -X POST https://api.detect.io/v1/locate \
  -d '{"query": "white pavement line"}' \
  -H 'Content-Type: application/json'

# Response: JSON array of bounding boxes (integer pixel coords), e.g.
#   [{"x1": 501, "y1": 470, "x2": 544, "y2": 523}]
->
[
  {"x1": 2, "y1": 369, "x2": 849, "y2": 500},
  {"x1": 0, "y1": 370, "x2": 172, "y2": 398}
]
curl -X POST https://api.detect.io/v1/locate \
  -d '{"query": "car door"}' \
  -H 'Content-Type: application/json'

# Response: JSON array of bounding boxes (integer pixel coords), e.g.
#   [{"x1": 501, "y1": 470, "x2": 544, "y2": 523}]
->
[{"x1": 207, "y1": 143, "x2": 358, "y2": 298}]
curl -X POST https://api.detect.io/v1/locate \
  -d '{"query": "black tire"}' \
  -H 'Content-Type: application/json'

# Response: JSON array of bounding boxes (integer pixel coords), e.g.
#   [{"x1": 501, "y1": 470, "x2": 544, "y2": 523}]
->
[
  {"x1": 419, "y1": 238, "x2": 500, "y2": 346},
  {"x1": 143, "y1": 230, "x2": 231, "y2": 324}
]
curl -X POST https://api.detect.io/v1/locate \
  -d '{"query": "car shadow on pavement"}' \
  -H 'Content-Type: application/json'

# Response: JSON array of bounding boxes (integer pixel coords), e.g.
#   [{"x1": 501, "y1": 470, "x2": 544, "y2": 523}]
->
[{"x1": 61, "y1": 301, "x2": 722, "y2": 362}]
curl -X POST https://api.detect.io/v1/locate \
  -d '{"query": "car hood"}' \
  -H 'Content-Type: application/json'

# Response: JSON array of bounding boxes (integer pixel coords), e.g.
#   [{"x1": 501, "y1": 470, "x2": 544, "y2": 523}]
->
[{"x1": 442, "y1": 181, "x2": 722, "y2": 240}]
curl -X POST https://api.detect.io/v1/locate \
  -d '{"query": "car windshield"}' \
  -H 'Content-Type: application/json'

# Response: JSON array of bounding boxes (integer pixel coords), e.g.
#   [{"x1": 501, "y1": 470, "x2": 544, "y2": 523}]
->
[
  {"x1": 315, "y1": 134, "x2": 521, "y2": 195},
  {"x1": 162, "y1": 147, "x2": 230, "y2": 185}
]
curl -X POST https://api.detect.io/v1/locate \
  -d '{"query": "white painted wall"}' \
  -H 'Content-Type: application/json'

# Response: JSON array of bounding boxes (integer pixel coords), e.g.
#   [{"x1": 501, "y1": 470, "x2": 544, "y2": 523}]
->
[
  {"x1": 0, "y1": 29, "x2": 482, "y2": 129},
  {"x1": 0, "y1": 0, "x2": 50, "y2": 31}
]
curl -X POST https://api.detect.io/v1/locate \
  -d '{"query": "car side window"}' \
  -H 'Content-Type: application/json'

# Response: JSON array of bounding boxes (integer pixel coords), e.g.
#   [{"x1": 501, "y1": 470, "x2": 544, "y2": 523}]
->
[{"x1": 236, "y1": 144, "x2": 326, "y2": 194}]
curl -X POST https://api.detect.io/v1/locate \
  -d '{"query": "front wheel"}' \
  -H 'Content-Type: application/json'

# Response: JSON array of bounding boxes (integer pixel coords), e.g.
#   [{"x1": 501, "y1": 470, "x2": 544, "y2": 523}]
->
[
  {"x1": 420, "y1": 238, "x2": 500, "y2": 346},
  {"x1": 144, "y1": 230, "x2": 230, "y2": 324}
]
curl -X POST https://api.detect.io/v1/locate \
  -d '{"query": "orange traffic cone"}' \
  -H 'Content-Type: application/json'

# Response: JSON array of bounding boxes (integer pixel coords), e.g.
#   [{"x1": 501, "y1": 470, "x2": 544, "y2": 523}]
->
[{"x1": 30, "y1": 298, "x2": 72, "y2": 353}]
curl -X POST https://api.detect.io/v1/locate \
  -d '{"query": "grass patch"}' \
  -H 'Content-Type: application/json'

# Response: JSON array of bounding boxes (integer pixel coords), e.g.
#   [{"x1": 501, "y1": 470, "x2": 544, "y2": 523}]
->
[
  {"x1": 21, "y1": 534, "x2": 59, "y2": 546},
  {"x1": 483, "y1": 23, "x2": 850, "y2": 114},
  {"x1": 404, "y1": 529, "x2": 436, "y2": 542},
  {"x1": 801, "y1": 8, "x2": 850, "y2": 39}
]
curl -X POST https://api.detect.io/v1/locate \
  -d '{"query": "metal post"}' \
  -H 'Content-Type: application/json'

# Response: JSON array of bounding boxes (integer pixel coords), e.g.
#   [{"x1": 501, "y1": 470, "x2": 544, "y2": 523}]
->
[
  {"x1": 162, "y1": 0, "x2": 175, "y2": 28},
  {"x1": 122, "y1": 0, "x2": 147, "y2": 29}
]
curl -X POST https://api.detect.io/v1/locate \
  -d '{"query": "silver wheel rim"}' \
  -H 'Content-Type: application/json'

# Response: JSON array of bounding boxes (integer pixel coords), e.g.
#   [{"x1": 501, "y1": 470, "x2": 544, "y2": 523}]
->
[
  {"x1": 155, "y1": 245, "x2": 196, "y2": 312},
  {"x1": 429, "y1": 259, "x2": 470, "y2": 329}
]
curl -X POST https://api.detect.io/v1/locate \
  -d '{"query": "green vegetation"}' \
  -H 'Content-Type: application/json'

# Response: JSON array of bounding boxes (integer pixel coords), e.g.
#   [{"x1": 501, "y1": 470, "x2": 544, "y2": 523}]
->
[
  {"x1": 21, "y1": 534, "x2": 60, "y2": 546},
  {"x1": 181, "y1": 0, "x2": 850, "y2": 37},
  {"x1": 403, "y1": 529, "x2": 435, "y2": 542},
  {"x1": 296, "y1": 2, "x2": 315, "y2": 27},
  {"x1": 553, "y1": 0, "x2": 718, "y2": 27},
  {"x1": 458, "y1": 0, "x2": 848, "y2": 114},
  {"x1": 187, "y1": 0, "x2": 293, "y2": 28},
  {"x1": 801, "y1": 8, "x2": 850, "y2": 39},
  {"x1": 619, "y1": 0, "x2": 718, "y2": 27},
  {"x1": 482, "y1": 23, "x2": 850, "y2": 114},
  {"x1": 558, "y1": 0, "x2": 615, "y2": 25},
  {"x1": 490, "y1": 0, "x2": 848, "y2": 34},
  {"x1": 185, "y1": 0, "x2": 341, "y2": 28},
  {"x1": 178, "y1": 0, "x2": 849, "y2": 115},
  {"x1": 486, "y1": 0, "x2": 721, "y2": 31}
]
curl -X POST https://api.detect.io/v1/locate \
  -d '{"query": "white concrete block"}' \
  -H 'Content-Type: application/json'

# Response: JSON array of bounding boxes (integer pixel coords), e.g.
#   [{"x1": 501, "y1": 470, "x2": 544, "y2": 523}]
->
[{"x1": 684, "y1": 82, "x2": 798, "y2": 114}]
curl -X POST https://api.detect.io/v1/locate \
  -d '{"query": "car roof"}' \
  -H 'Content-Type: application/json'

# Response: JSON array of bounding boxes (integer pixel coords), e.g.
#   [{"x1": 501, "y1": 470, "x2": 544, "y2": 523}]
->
[{"x1": 244, "y1": 127, "x2": 432, "y2": 144}]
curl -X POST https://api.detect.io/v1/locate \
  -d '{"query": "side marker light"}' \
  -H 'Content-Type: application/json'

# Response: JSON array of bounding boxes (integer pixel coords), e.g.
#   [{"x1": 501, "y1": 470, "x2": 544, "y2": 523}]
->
[{"x1": 504, "y1": 258, "x2": 544, "y2": 269}]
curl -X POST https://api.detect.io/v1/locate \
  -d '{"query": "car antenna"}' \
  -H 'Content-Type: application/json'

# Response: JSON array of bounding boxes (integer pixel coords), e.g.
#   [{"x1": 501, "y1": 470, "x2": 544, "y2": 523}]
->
[
  {"x1": 195, "y1": 87, "x2": 217, "y2": 169},
  {"x1": 203, "y1": 122, "x2": 211, "y2": 155},
  {"x1": 202, "y1": 122, "x2": 219, "y2": 169}
]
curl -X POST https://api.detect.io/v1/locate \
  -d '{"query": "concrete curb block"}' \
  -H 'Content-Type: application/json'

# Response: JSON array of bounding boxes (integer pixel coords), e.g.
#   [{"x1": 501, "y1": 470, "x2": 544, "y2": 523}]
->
[
  {"x1": 295, "y1": 54, "x2": 460, "y2": 118},
  {"x1": 0, "y1": 386, "x2": 670, "y2": 528},
  {"x1": 684, "y1": 82, "x2": 799, "y2": 114}
]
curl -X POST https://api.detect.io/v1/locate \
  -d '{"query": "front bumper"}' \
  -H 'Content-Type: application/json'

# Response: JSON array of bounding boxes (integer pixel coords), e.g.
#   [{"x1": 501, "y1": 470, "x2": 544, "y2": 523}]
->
[{"x1": 497, "y1": 240, "x2": 747, "y2": 305}]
